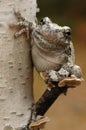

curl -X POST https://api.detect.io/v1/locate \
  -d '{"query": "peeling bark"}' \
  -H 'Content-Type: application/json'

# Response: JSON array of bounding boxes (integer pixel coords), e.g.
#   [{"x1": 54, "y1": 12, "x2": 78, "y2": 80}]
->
[{"x1": 0, "y1": 0, "x2": 36, "y2": 130}]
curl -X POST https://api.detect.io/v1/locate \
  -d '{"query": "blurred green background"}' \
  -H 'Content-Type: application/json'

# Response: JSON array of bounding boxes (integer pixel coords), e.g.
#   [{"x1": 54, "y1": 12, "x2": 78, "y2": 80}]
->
[{"x1": 34, "y1": 0, "x2": 86, "y2": 130}]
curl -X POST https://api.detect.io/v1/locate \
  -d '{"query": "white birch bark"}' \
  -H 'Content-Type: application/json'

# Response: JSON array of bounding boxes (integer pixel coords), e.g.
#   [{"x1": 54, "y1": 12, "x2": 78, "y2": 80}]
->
[{"x1": 0, "y1": 0, "x2": 37, "y2": 129}]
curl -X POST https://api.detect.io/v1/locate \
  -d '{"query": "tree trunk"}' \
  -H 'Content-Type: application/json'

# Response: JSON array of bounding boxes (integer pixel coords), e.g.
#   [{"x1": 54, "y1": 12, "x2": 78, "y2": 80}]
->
[{"x1": 0, "y1": 0, "x2": 36, "y2": 130}]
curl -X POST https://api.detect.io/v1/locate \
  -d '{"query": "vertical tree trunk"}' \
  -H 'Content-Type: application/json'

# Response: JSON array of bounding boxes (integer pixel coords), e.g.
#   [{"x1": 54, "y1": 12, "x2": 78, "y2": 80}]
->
[{"x1": 0, "y1": 0, "x2": 36, "y2": 130}]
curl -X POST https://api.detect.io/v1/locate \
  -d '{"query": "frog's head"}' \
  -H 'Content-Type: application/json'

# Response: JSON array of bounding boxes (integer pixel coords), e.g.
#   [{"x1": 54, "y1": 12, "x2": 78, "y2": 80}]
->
[{"x1": 37, "y1": 17, "x2": 72, "y2": 45}]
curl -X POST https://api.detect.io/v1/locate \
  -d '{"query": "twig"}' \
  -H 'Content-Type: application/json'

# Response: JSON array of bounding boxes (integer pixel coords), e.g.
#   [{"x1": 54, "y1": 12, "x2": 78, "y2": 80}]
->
[
  {"x1": 36, "y1": 84, "x2": 68, "y2": 116},
  {"x1": 27, "y1": 84, "x2": 71, "y2": 130}
]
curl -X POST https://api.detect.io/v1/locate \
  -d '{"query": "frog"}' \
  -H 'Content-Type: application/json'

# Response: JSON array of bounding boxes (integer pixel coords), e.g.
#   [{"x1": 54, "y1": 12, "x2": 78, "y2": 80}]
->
[{"x1": 10, "y1": 10, "x2": 83, "y2": 90}]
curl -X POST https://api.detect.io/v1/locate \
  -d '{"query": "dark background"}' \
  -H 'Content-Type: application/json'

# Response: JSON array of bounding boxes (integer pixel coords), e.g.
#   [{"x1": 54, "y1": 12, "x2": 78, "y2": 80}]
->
[{"x1": 34, "y1": 1, "x2": 86, "y2": 130}]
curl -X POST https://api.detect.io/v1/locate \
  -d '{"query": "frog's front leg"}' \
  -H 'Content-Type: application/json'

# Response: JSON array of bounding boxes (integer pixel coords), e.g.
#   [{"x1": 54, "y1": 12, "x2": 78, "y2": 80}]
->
[
  {"x1": 9, "y1": 10, "x2": 33, "y2": 39},
  {"x1": 40, "y1": 70, "x2": 58, "y2": 91},
  {"x1": 10, "y1": 25, "x2": 29, "y2": 38},
  {"x1": 40, "y1": 66, "x2": 82, "y2": 90},
  {"x1": 71, "y1": 65, "x2": 84, "y2": 80},
  {"x1": 58, "y1": 65, "x2": 83, "y2": 87},
  {"x1": 40, "y1": 68, "x2": 70, "y2": 90}
]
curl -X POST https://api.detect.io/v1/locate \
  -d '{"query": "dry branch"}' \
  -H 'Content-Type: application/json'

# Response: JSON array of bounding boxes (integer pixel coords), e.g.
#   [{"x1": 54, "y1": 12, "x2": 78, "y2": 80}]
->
[{"x1": 36, "y1": 85, "x2": 68, "y2": 116}]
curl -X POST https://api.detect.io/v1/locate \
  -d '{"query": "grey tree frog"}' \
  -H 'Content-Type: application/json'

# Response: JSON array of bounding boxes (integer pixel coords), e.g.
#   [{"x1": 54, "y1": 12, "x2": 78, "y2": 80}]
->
[{"x1": 10, "y1": 11, "x2": 83, "y2": 90}]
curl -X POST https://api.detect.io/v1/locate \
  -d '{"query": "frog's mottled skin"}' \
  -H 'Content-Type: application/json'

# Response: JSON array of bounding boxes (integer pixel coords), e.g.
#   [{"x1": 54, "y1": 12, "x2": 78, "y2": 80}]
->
[
  {"x1": 31, "y1": 17, "x2": 83, "y2": 84},
  {"x1": 31, "y1": 18, "x2": 73, "y2": 72},
  {"x1": 10, "y1": 12, "x2": 83, "y2": 88}
]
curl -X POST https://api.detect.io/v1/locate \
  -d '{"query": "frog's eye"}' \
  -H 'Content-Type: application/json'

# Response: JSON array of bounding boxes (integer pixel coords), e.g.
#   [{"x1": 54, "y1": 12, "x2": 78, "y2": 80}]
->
[{"x1": 40, "y1": 18, "x2": 45, "y2": 25}]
